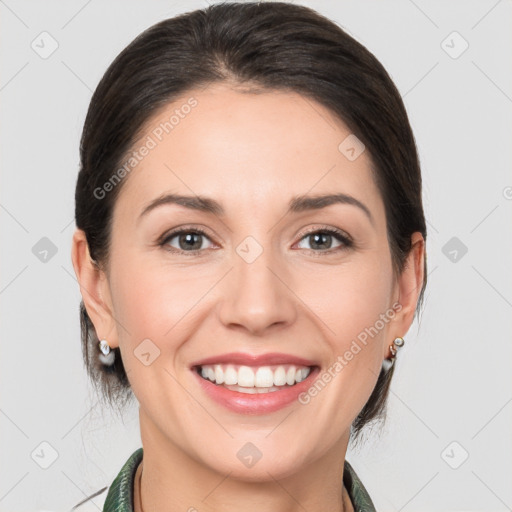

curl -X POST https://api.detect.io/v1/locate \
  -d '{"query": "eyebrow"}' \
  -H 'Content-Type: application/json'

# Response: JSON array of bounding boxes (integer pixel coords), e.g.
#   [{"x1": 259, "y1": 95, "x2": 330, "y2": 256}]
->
[{"x1": 138, "y1": 192, "x2": 373, "y2": 224}]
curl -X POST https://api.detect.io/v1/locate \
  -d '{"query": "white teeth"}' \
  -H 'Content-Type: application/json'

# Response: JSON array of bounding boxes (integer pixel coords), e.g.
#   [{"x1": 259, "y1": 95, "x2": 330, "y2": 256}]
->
[
  {"x1": 214, "y1": 364, "x2": 224, "y2": 385},
  {"x1": 224, "y1": 365, "x2": 237, "y2": 385},
  {"x1": 286, "y1": 366, "x2": 296, "y2": 385},
  {"x1": 295, "y1": 368, "x2": 310, "y2": 383},
  {"x1": 273, "y1": 366, "x2": 286, "y2": 386},
  {"x1": 224, "y1": 384, "x2": 282, "y2": 394},
  {"x1": 255, "y1": 367, "x2": 274, "y2": 387},
  {"x1": 199, "y1": 363, "x2": 312, "y2": 388},
  {"x1": 238, "y1": 366, "x2": 255, "y2": 387},
  {"x1": 233, "y1": 385, "x2": 258, "y2": 394}
]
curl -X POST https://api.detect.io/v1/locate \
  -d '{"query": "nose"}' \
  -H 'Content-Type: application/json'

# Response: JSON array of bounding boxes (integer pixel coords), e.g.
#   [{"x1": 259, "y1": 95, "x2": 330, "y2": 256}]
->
[{"x1": 218, "y1": 243, "x2": 297, "y2": 336}]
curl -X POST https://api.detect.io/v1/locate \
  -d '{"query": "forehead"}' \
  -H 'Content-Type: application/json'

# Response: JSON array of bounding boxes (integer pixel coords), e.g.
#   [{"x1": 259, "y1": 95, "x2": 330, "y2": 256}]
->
[{"x1": 114, "y1": 83, "x2": 384, "y2": 223}]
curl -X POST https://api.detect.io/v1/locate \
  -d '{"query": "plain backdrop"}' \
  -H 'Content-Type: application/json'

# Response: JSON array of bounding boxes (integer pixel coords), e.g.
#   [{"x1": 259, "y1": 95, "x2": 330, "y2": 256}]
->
[{"x1": 1, "y1": 1, "x2": 511, "y2": 511}]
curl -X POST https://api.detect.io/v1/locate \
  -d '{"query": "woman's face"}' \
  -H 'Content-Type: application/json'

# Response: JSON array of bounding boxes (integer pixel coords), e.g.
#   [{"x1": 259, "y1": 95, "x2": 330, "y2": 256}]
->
[{"x1": 82, "y1": 83, "x2": 421, "y2": 480}]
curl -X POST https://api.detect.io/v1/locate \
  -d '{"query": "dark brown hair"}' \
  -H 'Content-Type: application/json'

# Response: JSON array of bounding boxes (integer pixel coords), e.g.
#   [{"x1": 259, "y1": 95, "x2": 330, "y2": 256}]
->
[{"x1": 75, "y1": 1, "x2": 427, "y2": 443}]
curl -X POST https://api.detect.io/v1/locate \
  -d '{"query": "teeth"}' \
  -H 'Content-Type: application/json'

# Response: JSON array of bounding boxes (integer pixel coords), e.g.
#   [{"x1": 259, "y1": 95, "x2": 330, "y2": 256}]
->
[
  {"x1": 273, "y1": 366, "x2": 286, "y2": 386},
  {"x1": 224, "y1": 384, "x2": 283, "y2": 394},
  {"x1": 214, "y1": 365, "x2": 224, "y2": 385},
  {"x1": 198, "y1": 364, "x2": 312, "y2": 388},
  {"x1": 238, "y1": 366, "x2": 255, "y2": 387},
  {"x1": 255, "y1": 367, "x2": 274, "y2": 387},
  {"x1": 296, "y1": 368, "x2": 309, "y2": 383},
  {"x1": 286, "y1": 366, "x2": 296, "y2": 385},
  {"x1": 224, "y1": 365, "x2": 237, "y2": 385}
]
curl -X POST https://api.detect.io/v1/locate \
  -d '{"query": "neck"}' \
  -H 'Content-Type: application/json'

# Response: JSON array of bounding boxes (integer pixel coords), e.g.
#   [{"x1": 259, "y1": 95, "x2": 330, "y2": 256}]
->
[{"x1": 135, "y1": 408, "x2": 354, "y2": 512}]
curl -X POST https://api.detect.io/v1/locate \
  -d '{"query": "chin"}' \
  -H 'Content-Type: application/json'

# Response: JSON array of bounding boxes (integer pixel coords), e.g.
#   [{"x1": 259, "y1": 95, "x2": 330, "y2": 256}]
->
[{"x1": 199, "y1": 444, "x2": 312, "y2": 483}]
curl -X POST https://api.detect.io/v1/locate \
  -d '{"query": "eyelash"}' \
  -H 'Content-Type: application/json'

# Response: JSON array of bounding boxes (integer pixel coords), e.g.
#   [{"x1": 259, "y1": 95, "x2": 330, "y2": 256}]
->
[
  {"x1": 158, "y1": 225, "x2": 353, "y2": 256},
  {"x1": 296, "y1": 226, "x2": 353, "y2": 254}
]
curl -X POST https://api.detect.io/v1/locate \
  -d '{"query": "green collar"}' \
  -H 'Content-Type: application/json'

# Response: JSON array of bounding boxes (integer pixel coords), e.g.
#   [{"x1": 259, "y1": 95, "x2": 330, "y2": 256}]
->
[{"x1": 102, "y1": 448, "x2": 376, "y2": 512}]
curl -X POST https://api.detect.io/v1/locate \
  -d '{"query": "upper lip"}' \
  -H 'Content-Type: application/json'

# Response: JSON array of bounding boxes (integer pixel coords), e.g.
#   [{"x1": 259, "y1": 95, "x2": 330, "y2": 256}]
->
[{"x1": 191, "y1": 352, "x2": 318, "y2": 368}]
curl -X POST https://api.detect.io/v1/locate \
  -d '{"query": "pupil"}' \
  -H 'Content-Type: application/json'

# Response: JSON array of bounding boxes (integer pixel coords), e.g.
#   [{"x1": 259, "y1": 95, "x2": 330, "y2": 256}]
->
[
  {"x1": 180, "y1": 233, "x2": 201, "y2": 250},
  {"x1": 311, "y1": 233, "x2": 331, "y2": 250}
]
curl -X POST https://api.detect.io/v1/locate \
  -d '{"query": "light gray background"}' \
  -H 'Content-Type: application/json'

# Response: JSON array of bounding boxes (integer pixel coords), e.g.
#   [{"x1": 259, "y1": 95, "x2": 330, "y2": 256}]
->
[{"x1": 1, "y1": 1, "x2": 511, "y2": 511}]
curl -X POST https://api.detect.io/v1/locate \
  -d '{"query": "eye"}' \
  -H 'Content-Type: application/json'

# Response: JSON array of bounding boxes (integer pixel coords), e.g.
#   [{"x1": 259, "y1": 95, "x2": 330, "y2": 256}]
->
[
  {"x1": 158, "y1": 225, "x2": 352, "y2": 255},
  {"x1": 160, "y1": 227, "x2": 215, "y2": 253},
  {"x1": 295, "y1": 227, "x2": 352, "y2": 253}
]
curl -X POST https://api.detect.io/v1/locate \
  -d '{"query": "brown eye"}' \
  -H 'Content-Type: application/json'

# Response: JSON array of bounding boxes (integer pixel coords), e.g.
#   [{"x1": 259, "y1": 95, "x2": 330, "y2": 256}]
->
[
  {"x1": 296, "y1": 228, "x2": 352, "y2": 253},
  {"x1": 161, "y1": 228, "x2": 215, "y2": 253}
]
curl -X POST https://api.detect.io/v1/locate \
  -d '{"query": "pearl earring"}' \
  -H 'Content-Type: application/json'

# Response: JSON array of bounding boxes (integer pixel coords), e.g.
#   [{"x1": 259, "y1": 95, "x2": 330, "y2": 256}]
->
[
  {"x1": 382, "y1": 336, "x2": 405, "y2": 371},
  {"x1": 99, "y1": 339, "x2": 115, "y2": 366}
]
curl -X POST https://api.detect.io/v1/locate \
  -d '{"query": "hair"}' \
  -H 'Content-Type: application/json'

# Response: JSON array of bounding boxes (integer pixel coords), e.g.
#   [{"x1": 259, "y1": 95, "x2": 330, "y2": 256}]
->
[{"x1": 75, "y1": 1, "x2": 427, "y2": 443}]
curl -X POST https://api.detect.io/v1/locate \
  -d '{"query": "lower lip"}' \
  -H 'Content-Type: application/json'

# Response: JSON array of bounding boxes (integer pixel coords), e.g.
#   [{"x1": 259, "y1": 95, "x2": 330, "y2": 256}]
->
[{"x1": 193, "y1": 367, "x2": 320, "y2": 415}]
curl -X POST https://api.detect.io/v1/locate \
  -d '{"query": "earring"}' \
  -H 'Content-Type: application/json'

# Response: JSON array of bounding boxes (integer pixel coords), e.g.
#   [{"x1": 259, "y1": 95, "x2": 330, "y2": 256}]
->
[
  {"x1": 382, "y1": 336, "x2": 405, "y2": 371},
  {"x1": 99, "y1": 339, "x2": 115, "y2": 366}
]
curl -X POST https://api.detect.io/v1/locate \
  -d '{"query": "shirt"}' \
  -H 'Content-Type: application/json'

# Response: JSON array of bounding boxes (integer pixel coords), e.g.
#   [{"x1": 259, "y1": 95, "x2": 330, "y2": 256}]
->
[{"x1": 72, "y1": 447, "x2": 376, "y2": 512}]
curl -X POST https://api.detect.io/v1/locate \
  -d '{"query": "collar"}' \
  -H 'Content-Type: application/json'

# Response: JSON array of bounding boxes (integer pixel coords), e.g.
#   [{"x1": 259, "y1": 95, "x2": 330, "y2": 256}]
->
[{"x1": 101, "y1": 448, "x2": 376, "y2": 512}]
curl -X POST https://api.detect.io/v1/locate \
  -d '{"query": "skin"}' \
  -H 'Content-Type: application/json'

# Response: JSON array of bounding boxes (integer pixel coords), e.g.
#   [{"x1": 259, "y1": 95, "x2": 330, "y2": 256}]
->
[{"x1": 72, "y1": 82, "x2": 424, "y2": 512}]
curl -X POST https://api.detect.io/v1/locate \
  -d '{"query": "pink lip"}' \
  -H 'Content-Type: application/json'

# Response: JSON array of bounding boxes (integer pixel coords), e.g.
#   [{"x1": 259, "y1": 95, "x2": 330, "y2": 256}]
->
[
  {"x1": 190, "y1": 352, "x2": 320, "y2": 415},
  {"x1": 193, "y1": 367, "x2": 320, "y2": 415},
  {"x1": 190, "y1": 352, "x2": 317, "y2": 368}
]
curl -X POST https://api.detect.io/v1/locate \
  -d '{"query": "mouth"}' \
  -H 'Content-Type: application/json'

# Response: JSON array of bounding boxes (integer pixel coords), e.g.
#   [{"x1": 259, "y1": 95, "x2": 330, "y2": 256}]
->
[
  {"x1": 194, "y1": 363, "x2": 315, "y2": 394},
  {"x1": 190, "y1": 353, "x2": 320, "y2": 414}
]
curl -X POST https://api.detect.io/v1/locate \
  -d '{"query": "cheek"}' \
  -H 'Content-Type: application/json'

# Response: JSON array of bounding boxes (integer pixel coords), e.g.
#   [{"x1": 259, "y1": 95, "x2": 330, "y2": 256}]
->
[
  {"x1": 296, "y1": 261, "x2": 394, "y2": 428},
  {"x1": 301, "y1": 254, "x2": 395, "y2": 346},
  {"x1": 107, "y1": 256, "x2": 204, "y2": 417},
  {"x1": 110, "y1": 260, "x2": 208, "y2": 342}
]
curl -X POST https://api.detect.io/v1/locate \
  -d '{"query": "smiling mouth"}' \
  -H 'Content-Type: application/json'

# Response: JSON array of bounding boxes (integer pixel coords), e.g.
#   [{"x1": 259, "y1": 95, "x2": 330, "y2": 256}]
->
[{"x1": 195, "y1": 363, "x2": 315, "y2": 394}]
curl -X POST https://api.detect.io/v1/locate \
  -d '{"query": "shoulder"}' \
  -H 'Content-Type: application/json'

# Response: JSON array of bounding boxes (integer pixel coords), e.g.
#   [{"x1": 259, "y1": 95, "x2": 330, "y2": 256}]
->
[
  {"x1": 70, "y1": 448, "x2": 143, "y2": 512},
  {"x1": 343, "y1": 459, "x2": 377, "y2": 512}
]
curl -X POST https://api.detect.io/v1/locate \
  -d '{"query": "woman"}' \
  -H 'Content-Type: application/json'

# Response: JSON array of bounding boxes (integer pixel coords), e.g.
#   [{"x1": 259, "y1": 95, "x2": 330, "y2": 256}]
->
[{"x1": 71, "y1": 2, "x2": 427, "y2": 511}]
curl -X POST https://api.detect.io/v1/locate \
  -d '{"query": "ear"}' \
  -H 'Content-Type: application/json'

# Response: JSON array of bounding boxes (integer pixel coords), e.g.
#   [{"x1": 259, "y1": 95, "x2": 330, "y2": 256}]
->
[
  {"x1": 71, "y1": 229, "x2": 119, "y2": 349},
  {"x1": 388, "y1": 231, "x2": 425, "y2": 353}
]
